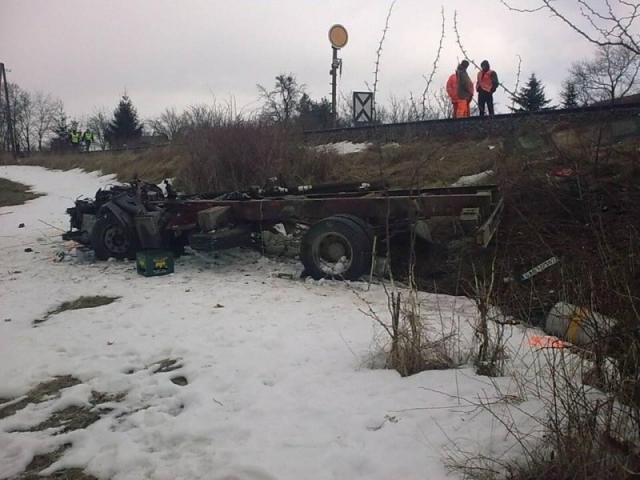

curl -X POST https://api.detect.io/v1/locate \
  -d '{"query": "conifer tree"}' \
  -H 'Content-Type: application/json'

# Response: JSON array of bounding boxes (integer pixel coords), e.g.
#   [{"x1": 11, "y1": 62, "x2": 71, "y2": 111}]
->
[
  {"x1": 49, "y1": 111, "x2": 70, "y2": 151},
  {"x1": 297, "y1": 94, "x2": 332, "y2": 129},
  {"x1": 510, "y1": 73, "x2": 553, "y2": 112},
  {"x1": 560, "y1": 80, "x2": 579, "y2": 108},
  {"x1": 105, "y1": 94, "x2": 143, "y2": 148}
]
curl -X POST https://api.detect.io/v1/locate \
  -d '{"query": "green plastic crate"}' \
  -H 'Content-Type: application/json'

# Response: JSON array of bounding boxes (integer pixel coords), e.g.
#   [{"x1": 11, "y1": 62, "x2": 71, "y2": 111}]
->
[{"x1": 136, "y1": 250, "x2": 174, "y2": 277}]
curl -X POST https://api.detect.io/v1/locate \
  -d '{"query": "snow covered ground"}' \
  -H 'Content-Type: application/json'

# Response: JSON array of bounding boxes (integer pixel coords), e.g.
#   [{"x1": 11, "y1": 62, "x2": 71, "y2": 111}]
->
[{"x1": 0, "y1": 166, "x2": 541, "y2": 480}]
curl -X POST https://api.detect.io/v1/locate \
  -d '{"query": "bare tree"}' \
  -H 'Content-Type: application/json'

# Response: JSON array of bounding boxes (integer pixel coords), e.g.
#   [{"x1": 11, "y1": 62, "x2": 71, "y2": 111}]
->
[
  {"x1": 431, "y1": 87, "x2": 455, "y2": 119},
  {"x1": 183, "y1": 104, "x2": 216, "y2": 129},
  {"x1": 453, "y1": 10, "x2": 522, "y2": 103},
  {"x1": 421, "y1": 7, "x2": 446, "y2": 119},
  {"x1": 371, "y1": 1, "x2": 397, "y2": 120},
  {"x1": 148, "y1": 107, "x2": 185, "y2": 141},
  {"x1": 499, "y1": 0, "x2": 639, "y2": 55},
  {"x1": 187, "y1": 102, "x2": 238, "y2": 129},
  {"x1": 569, "y1": 44, "x2": 640, "y2": 104},
  {"x1": 12, "y1": 87, "x2": 34, "y2": 152},
  {"x1": 86, "y1": 108, "x2": 110, "y2": 151},
  {"x1": 338, "y1": 91, "x2": 354, "y2": 126},
  {"x1": 387, "y1": 95, "x2": 417, "y2": 123},
  {"x1": 257, "y1": 74, "x2": 305, "y2": 125},
  {"x1": 32, "y1": 92, "x2": 61, "y2": 151}
]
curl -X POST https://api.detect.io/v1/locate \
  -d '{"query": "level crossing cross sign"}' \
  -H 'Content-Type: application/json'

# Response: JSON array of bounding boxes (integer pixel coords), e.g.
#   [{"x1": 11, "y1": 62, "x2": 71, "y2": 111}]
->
[{"x1": 352, "y1": 91, "x2": 374, "y2": 123}]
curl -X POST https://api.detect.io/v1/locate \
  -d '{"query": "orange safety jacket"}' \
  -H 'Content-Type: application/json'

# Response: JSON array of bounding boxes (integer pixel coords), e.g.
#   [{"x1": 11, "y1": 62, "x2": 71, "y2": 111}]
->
[
  {"x1": 477, "y1": 69, "x2": 497, "y2": 93},
  {"x1": 446, "y1": 74, "x2": 458, "y2": 102}
]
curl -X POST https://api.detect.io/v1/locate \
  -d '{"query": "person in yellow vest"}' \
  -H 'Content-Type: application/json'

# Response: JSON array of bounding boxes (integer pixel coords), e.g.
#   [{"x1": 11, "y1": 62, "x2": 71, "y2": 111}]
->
[
  {"x1": 82, "y1": 129, "x2": 93, "y2": 152},
  {"x1": 455, "y1": 60, "x2": 474, "y2": 118},
  {"x1": 69, "y1": 129, "x2": 81, "y2": 150},
  {"x1": 476, "y1": 60, "x2": 499, "y2": 116}
]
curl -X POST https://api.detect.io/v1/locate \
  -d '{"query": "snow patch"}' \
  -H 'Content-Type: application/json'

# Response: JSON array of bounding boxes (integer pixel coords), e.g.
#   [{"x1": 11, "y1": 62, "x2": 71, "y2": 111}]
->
[
  {"x1": 314, "y1": 141, "x2": 371, "y2": 155},
  {"x1": 451, "y1": 169, "x2": 495, "y2": 187}
]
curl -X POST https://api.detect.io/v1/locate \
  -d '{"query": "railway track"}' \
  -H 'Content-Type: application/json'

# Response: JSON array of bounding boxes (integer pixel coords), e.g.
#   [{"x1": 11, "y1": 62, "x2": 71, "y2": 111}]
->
[{"x1": 303, "y1": 102, "x2": 640, "y2": 143}]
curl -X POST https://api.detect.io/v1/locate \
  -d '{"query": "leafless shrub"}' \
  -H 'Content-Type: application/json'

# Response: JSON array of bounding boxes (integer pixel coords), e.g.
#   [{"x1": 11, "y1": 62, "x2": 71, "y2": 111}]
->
[
  {"x1": 86, "y1": 108, "x2": 110, "y2": 151},
  {"x1": 466, "y1": 259, "x2": 511, "y2": 377},
  {"x1": 448, "y1": 129, "x2": 640, "y2": 478},
  {"x1": 148, "y1": 99, "x2": 242, "y2": 143},
  {"x1": 361, "y1": 281, "x2": 462, "y2": 377},
  {"x1": 449, "y1": 339, "x2": 640, "y2": 479},
  {"x1": 177, "y1": 123, "x2": 338, "y2": 193}
]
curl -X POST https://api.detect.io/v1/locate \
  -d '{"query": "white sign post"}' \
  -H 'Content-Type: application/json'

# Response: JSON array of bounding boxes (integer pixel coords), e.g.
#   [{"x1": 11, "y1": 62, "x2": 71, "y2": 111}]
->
[{"x1": 353, "y1": 91, "x2": 374, "y2": 124}]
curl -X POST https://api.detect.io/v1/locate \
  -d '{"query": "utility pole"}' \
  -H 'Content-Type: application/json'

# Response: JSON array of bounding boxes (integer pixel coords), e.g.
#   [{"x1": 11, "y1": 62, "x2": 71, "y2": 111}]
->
[
  {"x1": 328, "y1": 25, "x2": 348, "y2": 127},
  {"x1": 0, "y1": 63, "x2": 19, "y2": 158}
]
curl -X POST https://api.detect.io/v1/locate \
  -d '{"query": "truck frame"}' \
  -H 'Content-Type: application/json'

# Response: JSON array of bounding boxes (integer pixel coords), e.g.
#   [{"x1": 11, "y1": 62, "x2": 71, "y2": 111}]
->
[{"x1": 63, "y1": 180, "x2": 503, "y2": 280}]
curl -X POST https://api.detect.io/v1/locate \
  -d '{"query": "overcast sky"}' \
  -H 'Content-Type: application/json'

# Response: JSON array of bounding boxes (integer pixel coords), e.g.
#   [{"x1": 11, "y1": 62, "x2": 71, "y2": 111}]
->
[{"x1": 2, "y1": 0, "x2": 601, "y2": 122}]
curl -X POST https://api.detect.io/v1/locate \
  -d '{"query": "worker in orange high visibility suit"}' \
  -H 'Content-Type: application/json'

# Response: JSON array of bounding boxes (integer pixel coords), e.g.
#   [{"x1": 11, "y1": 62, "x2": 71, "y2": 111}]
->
[
  {"x1": 476, "y1": 60, "x2": 499, "y2": 116},
  {"x1": 446, "y1": 71, "x2": 459, "y2": 118},
  {"x1": 455, "y1": 60, "x2": 474, "y2": 118}
]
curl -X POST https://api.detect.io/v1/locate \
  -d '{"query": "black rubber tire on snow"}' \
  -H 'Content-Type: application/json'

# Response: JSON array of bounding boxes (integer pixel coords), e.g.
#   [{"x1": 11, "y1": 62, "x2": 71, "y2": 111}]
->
[
  {"x1": 91, "y1": 216, "x2": 137, "y2": 261},
  {"x1": 330, "y1": 214, "x2": 375, "y2": 245},
  {"x1": 300, "y1": 216, "x2": 373, "y2": 280}
]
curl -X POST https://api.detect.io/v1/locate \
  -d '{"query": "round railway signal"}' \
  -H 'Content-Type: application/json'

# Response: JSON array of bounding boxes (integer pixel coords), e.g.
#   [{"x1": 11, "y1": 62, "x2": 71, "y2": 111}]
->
[{"x1": 328, "y1": 24, "x2": 348, "y2": 49}]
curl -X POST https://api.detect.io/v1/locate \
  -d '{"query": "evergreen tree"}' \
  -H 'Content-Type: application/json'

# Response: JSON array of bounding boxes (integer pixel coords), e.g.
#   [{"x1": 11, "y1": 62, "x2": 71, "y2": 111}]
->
[
  {"x1": 510, "y1": 73, "x2": 553, "y2": 112},
  {"x1": 105, "y1": 94, "x2": 143, "y2": 148},
  {"x1": 297, "y1": 94, "x2": 332, "y2": 129},
  {"x1": 49, "y1": 111, "x2": 70, "y2": 152},
  {"x1": 560, "y1": 80, "x2": 579, "y2": 108}
]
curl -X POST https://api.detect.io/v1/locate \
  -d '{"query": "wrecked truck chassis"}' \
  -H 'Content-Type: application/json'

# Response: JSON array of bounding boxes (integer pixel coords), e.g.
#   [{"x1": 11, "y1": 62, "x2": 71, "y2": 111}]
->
[
  {"x1": 65, "y1": 183, "x2": 503, "y2": 280},
  {"x1": 166, "y1": 186, "x2": 497, "y2": 227}
]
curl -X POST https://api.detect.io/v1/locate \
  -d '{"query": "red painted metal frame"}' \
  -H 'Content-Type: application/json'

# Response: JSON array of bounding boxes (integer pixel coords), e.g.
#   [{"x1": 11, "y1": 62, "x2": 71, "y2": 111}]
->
[{"x1": 160, "y1": 185, "x2": 498, "y2": 231}]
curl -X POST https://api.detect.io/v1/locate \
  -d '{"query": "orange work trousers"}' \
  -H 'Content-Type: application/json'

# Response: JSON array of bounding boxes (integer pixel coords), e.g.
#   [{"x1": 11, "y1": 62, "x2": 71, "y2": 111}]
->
[{"x1": 456, "y1": 99, "x2": 470, "y2": 118}]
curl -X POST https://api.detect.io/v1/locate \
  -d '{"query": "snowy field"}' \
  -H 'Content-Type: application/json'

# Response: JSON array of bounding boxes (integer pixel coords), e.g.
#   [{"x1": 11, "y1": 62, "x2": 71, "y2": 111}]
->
[{"x1": 0, "y1": 166, "x2": 540, "y2": 480}]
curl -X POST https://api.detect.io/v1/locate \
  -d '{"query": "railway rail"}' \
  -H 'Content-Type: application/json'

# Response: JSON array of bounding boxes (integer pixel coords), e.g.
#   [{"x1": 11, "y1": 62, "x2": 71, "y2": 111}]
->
[{"x1": 303, "y1": 101, "x2": 640, "y2": 142}]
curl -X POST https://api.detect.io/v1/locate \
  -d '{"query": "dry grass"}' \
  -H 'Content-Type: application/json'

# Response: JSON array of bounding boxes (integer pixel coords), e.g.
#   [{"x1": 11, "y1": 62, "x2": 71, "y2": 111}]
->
[
  {"x1": 6, "y1": 388, "x2": 126, "y2": 479},
  {"x1": 18, "y1": 443, "x2": 98, "y2": 480},
  {"x1": 0, "y1": 376, "x2": 81, "y2": 420},
  {"x1": 151, "y1": 358, "x2": 183, "y2": 373},
  {"x1": 34, "y1": 296, "x2": 121, "y2": 325},
  {"x1": 0, "y1": 178, "x2": 43, "y2": 207},
  {"x1": 1, "y1": 145, "x2": 187, "y2": 184},
  {"x1": 352, "y1": 137, "x2": 499, "y2": 187},
  {"x1": 1, "y1": 131, "x2": 502, "y2": 193}
]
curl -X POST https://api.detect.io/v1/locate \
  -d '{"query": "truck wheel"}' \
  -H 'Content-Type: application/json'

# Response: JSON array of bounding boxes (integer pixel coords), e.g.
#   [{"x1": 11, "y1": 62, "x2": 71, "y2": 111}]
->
[
  {"x1": 301, "y1": 216, "x2": 372, "y2": 280},
  {"x1": 331, "y1": 214, "x2": 375, "y2": 245},
  {"x1": 91, "y1": 216, "x2": 136, "y2": 260}
]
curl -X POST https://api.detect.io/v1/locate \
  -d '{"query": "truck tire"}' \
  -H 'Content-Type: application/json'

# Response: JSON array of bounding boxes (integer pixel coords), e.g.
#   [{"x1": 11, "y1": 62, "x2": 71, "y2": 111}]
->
[
  {"x1": 91, "y1": 216, "x2": 137, "y2": 260},
  {"x1": 301, "y1": 216, "x2": 372, "y2": 280},
  {"x1": 331, "y1": 214, "x2": 375, "y2": 245}
]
